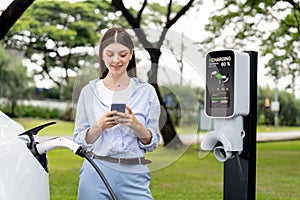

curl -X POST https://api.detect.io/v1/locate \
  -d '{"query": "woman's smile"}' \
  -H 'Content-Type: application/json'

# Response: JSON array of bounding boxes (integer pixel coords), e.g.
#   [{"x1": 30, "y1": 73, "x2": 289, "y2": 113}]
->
[{"x1": 111, "y1": 64, "x2": 123, "y2": 69}]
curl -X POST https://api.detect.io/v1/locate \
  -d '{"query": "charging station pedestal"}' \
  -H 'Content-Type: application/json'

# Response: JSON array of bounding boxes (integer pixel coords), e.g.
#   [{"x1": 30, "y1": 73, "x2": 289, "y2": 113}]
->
[
  {"x1": 201, "y1": 50, "x2": 257, "y2": 200},
  {"x1": 224, "y1": 51, "x2": 257, "y2": 200}
]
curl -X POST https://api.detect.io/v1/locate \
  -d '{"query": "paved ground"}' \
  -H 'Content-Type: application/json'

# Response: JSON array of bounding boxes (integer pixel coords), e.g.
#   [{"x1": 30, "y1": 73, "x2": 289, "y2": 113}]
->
[
  {"x1": 176, "y1": 131, "x2": 300, "y2": 145},
  {"x1": 37, "y1": 131, "x2": 300, "y2": 145}
]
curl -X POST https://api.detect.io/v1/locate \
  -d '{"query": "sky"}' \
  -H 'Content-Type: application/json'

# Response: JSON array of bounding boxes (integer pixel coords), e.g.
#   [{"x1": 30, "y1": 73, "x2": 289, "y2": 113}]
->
[{"x1": 0, "y1": 0, "x2": 285, "y2": 95}]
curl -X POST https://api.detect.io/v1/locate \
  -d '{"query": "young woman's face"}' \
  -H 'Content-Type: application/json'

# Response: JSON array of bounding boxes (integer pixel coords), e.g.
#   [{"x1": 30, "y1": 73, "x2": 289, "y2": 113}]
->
[{"x1": 102, "y1": 42, "x2": 133, "y2": 76}]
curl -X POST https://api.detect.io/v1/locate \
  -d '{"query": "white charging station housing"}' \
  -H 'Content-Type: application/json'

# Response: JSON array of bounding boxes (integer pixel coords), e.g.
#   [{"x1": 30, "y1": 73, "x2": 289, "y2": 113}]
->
[
  {"x1": 201, "y1": 50, "x2": 250, "y2": 162},
  {"x1": 205, "y1": 50, "x2": 250, "y2": 118}
]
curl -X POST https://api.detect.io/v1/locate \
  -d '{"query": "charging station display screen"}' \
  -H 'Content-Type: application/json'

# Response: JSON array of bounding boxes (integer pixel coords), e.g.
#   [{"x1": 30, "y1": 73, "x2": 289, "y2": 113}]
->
[{"x1": 206, "y1": 50, "x2": 234, "y2": 117}]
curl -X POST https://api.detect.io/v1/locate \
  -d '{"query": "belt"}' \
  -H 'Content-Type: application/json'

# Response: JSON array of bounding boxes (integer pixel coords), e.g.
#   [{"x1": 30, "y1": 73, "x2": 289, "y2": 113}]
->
[{"x1": 90, "y1": 154, "x2": 151, "y2": 165}]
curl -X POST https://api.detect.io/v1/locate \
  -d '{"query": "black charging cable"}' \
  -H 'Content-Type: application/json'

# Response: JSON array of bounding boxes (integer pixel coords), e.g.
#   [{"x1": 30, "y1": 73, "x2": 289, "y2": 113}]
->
[
  {"x1": 234, "y1": 152, "x2": 247, "y2": 200},
  {"x1": 76, "y1": 146, "x2": 118, "y2": 200}
]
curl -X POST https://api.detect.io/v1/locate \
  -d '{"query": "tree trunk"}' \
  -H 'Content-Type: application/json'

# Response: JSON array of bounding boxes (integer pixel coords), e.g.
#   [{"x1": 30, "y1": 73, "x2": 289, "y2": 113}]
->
[
  {"x1": 0, "y1": 0, "x2": 35, "y2": 40},
  {"x1": 147, "y1": 48, "x2": 183, "y2": 148},
  {"x1": 151, "y1": 81, "x2": 184, "y2": 148},
  {"x1": 10, "y1": 100, "x2": 17, "y2": 118}
]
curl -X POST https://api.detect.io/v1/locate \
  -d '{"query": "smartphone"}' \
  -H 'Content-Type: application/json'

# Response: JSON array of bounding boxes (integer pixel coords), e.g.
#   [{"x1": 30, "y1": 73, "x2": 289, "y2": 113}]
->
[{"x1": 111, "y1": 103, "x2": 126, "y2": 113}]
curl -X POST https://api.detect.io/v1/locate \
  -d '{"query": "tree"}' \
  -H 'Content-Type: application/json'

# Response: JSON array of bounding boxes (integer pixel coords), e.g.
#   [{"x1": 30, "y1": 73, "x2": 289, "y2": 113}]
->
[
  {"x1": 0, "y1": 46, "x2": 33, "y2": 117},
  {"x1": 200, "y1": 0, "x2": 300, "y2": 92},
  {"x1": 2, "y1": 0, "x2": 117, "y2": 99},
  {"x1": 166, "y1": 32, "x2": 186, "y2": 85},
  {"x1": 257, "y1": 86, "x2": 300, "y2": 126},
  {"x1": 112, "y1": 0, "x2": 196, "y2": 148}
]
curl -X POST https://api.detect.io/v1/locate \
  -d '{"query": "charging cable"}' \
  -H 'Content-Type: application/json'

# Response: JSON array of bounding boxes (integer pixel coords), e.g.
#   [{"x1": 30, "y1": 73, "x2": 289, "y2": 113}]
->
[
  {"x1": 234, "y1": 152, "x2": 246, "y2": 200},
  {"x1": 75, "y1": 146, "x2": 118, "y2": 200}
]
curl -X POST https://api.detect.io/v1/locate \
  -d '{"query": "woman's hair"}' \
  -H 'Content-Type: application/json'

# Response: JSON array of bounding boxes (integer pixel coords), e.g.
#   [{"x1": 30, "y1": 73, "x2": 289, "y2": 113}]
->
[{"x1": 99, "y1": 27, "x2": 136, "y2": 79}]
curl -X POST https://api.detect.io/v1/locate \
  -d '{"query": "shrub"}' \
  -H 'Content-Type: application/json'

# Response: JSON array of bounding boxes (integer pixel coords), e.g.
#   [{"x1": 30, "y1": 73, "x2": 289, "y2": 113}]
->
[{"x1": 0, "y1": 104, "x2": 64, "y2": 120}]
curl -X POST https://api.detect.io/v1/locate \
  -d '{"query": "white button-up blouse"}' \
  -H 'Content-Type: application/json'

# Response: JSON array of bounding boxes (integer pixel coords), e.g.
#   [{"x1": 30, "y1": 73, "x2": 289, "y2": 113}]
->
[{"x1": 73, "y1": 77, "x2": 161, "y2": 158}]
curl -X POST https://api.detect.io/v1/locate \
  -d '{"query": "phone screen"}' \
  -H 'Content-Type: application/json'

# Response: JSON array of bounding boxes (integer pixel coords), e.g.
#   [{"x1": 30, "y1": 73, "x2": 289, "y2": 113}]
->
[{"x1": 111, "y1": 104, "x2": 126, "y2": 113}]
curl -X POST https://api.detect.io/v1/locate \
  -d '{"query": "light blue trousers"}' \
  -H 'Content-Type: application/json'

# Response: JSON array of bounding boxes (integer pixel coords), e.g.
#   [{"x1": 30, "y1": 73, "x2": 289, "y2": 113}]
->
[{"x1": 78, "y1": 158, "x2": 153, "y2": 200}]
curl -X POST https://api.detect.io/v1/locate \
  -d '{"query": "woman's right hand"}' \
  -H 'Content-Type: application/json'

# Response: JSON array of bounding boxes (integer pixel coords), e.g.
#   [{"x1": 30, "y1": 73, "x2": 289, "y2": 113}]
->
[
  {"x1": 96, "y1": 110, "x2": 118, "y2": 130},
  {"x1": 85, "y1": 110, "x2": 118, "y2": 144}
]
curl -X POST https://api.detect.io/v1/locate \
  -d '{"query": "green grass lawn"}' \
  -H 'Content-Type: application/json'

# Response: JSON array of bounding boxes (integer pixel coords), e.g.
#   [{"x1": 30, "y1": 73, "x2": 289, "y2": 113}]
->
[
  {"x1": 14, "y1": 118, "x2": 74, "y2": 136},
  {"x1": 13, "y1": 118, "x2": 300, "y2": 199},
  {"x1": 46, "y1": 141, "x2": 300, "y2": 200}
]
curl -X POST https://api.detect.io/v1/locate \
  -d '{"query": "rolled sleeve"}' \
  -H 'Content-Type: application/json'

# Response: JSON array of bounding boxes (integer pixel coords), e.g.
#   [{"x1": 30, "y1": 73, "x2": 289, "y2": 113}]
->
[
  {"x1": 73, "y1": 127, "x2": 94, "y2": 150},
  {"x1": 138, "y1": 128, "x2": 160, "y2": 152},
  {"x1": 138, "y1": 95, "x2": 161, "y2": 152}
]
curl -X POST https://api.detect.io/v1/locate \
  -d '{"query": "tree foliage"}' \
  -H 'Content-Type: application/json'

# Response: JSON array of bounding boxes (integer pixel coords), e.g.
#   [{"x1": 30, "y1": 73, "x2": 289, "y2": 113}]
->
[
  {"x1": 2, "y1": 0, "x2": 116, "y2": 96},
  {"x1": 200, "y1": 0, "x2": 300, "y2": 91},
  {"x1": 258, "y1": 86, "x2": 300, "y2": 126}
]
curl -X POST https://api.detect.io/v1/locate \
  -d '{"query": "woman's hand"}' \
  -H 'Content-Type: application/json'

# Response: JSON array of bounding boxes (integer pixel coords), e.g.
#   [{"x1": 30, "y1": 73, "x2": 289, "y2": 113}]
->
[
  {"x1": 97, "y1": 110, "x2": 118, "y2": 130},
  {"x1": 85, "y1": 110, "x2": 118, "y2": 144},
  {"x1": 114, "y1": 106, "x2": 139, "y2": 127},
  {"x1": 115, "y1": 105, "x2": 152, "y2": 144}
]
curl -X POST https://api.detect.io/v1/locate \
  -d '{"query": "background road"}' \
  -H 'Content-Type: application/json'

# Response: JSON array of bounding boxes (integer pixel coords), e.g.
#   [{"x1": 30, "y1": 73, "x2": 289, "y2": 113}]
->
[{"x1": 37, "y1": 132, "x2": 300, "y2": 145}]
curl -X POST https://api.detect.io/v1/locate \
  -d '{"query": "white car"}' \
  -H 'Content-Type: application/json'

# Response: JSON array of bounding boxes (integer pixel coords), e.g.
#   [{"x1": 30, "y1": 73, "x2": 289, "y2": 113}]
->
[{"x1": 0, "y1": 110, "x2": 50, "y2": 200}]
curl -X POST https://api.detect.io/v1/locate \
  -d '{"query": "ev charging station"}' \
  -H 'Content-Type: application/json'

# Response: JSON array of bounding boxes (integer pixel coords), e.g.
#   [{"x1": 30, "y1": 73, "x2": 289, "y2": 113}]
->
[{"x1": 201, "y1": 50, "x2": 258, "y2": 200}]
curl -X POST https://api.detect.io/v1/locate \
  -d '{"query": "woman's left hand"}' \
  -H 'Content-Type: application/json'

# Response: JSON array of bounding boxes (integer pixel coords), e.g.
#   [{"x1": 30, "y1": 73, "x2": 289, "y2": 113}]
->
[
  {"x1": 114, "y1": 105, "x2": 152, "y2": 144},
  {"x1": 114, "y1": 105, "x2": 141, "y2": 128}
]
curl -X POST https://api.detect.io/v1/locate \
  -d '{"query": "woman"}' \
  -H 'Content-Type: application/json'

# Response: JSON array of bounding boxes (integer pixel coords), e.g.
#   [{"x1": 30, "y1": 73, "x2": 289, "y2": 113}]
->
[{"x1": 73, "y1": 27, "x2": 161, "y2": 200}]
